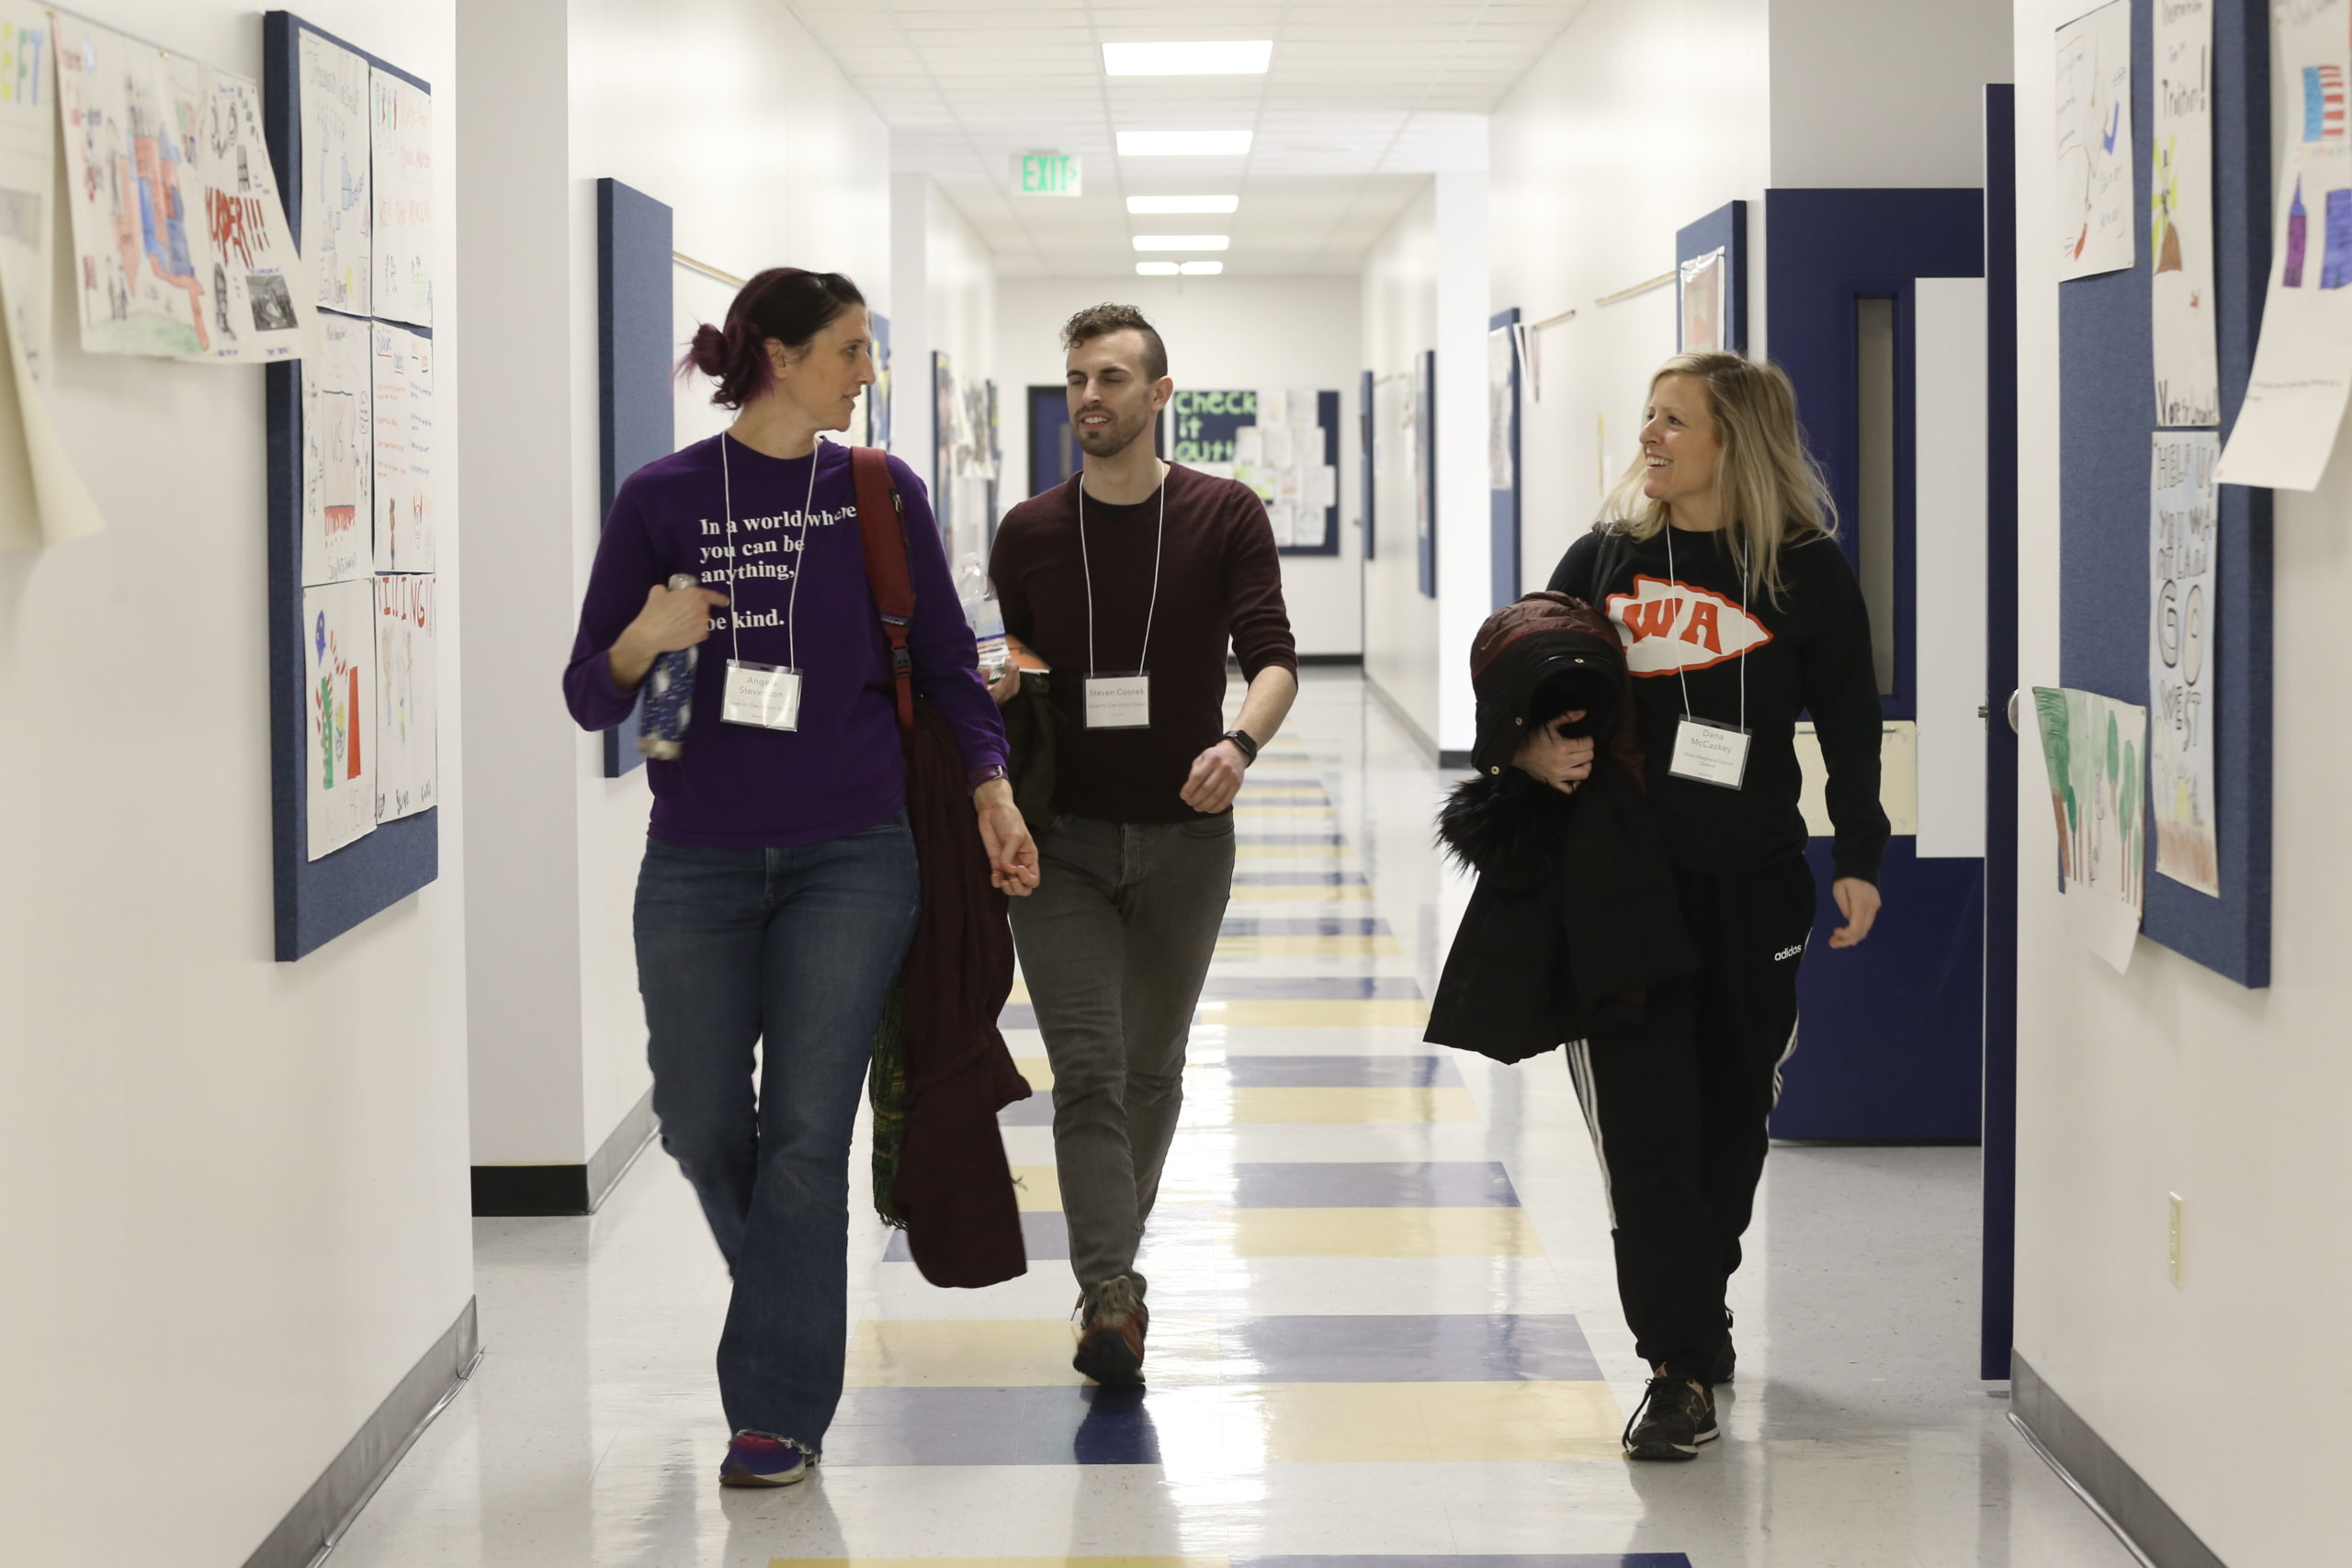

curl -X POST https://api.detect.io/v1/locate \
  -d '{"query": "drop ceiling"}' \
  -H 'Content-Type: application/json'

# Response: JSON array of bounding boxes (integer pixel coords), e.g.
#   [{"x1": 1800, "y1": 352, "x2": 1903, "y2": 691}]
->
[{"x1": 786, "y1": 2, "x2": 1592, "y2": 276}]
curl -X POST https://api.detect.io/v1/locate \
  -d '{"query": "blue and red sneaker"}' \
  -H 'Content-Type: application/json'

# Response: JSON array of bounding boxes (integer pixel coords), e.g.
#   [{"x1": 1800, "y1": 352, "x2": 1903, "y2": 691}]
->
[{"x1": 718, "y1": 1431, "x2": 809, "y2": 1487}]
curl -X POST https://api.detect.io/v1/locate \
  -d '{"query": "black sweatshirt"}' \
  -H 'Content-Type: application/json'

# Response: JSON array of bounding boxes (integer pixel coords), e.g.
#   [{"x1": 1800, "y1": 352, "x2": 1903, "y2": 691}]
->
[{"x1": 1549, "y1": 525, "x2": 1888, "y2": 885}]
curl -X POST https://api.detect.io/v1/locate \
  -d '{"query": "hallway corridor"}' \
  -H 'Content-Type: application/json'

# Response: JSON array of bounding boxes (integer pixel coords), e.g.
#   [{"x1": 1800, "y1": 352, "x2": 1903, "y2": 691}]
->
[{"x1": 328, "y1": 672, "x2": 2136, "y2": 1568}]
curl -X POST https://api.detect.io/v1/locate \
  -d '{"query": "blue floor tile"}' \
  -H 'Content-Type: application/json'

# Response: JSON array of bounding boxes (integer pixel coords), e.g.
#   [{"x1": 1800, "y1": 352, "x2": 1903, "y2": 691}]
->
[
  {"x1": 1239, "y1": 1558, "x2": 1692, "y2": 1568},
  {"x1": 1225, "y1": 1055, "x2": 1463, "y2": 1088},
  {"x1": 1235, "y1": 832, "x2": 1347, "y2": 845},
  {"x1": 1002, "y1": 1003, "x2": 1038, "y2": 1031},
  {"x1": 1232, "y1": 1161, "x2": 1520, "y2": 1208},
  {"x1": 826, "y1": 1384, "x2": 1162, "y2": 1465},
  {"x1": 1200, "y1": 976, "x2": 1425, "y2": 1000},
  {"x1": 1225, "y1": 1314, "x2": 1600, "y2": 1382},
  {"x1": 1220, "y1": 916, "x2": 1392, "y2": 936}
]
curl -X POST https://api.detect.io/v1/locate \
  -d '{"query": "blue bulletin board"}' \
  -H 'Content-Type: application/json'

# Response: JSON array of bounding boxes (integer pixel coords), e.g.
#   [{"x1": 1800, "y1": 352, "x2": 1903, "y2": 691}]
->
[
  {"x1": 1165, "y1": 387, "x2": 1343, "y2": 556},
  {"x1": 595, "y1": 179, "x2": 675, "y2": 778},
  {"x1": 2057, "y1": 0, "x2": 2273, "y2": 987},
  {"x1": 262, "y1": 13, "x2": 437, "y2": 961}
]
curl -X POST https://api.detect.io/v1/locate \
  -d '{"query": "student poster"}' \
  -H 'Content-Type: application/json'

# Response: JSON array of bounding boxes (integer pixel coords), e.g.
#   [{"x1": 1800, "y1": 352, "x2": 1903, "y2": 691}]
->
[
  {"x1": 2150, "y1": 434, "x2": 2221, "y2": 895},
  {"x1": 369, "y1": 68, "x2": 431, "y2": 327},
  {"x1": 0, "y1": 2, "x2": 55, "y2": 378},
  {"x1": 2031, "y1": 686, "x2": 2148, "y2": 973},
  {"x1": 2218, "y1": 0, "x2": 2352, "y2": 488},
  {"x1": 371, "y1": 321, "x2": 434, "y2": 572},
  {"x1": 305, "y1": 577, "x2": 378, "y2": 860},
  {"x1": 300, "y1": 29, "x2": 369, "y2": 314},
  {"x1": 303, "y1": 311, "x2": 372, "y2": 585},
  {"x1": 374, "y1": 573, "x2": 435, "y2": 823},
  {"x1": 2152, "y1": 0, "x2": 2221, "y2": 426},
  {"x1": 2056, "y1": 1, "x2": 2136, "y2": 281},
  {"x1": 1679, "y1": 246, "x2": 1726, "y2": 353}
]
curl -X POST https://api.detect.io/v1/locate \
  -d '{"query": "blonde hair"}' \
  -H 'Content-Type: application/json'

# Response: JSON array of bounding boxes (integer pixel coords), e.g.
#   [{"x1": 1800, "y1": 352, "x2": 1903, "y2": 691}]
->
[{"x1": 1600, "y1": 352, "x2": 1837, "y2": 604}]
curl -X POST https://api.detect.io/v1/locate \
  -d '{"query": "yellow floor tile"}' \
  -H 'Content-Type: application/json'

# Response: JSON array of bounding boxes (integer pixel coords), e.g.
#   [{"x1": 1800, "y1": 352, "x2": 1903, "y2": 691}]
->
[
  {"x1": 1009, "y1": 1163, "x2": 1062, "y2": 1211},
  {"x1": 1230, "y1": 1206, "x2": 1543, "y2": 1257},
  {"x1": 842, "y1": 1318, "x2": 1221, "y2": 1387},
  {"x1": 1222, "y1": 885, "x2": 1373, "y2": 901},
  {"x1": 1012, "y1": 1055, "x2": 1055, "y2": 1090},
  {"x1": 1234, "y1": 843, "x2": 1348, "y2": 859},
  {"x1": 1250, "y1": 1380, "x2": 1623, "y2": 1463},
  {"x1": 1196, "y1": 1000, "x2": 1423, "y2": 1027},
  {"x1": 1227, "y1": 1084, "x2": 1477, "y2": 1122},
  {"x1": 776, "y1": 1559, "x2": 1224, "y2": 1568}
]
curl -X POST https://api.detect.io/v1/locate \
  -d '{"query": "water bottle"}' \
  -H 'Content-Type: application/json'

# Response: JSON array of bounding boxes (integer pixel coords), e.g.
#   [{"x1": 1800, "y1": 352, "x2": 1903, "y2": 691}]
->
[
  {"x1": 956, "y1": 554, "x2": 1011, "y2": 682},
  {"x1": 636, "y1": 573, "x2": 700, "y2": 760}
]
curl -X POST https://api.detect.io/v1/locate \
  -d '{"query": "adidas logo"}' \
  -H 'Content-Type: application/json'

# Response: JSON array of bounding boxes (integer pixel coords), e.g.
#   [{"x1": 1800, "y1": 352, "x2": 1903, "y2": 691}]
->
[{"x1": 1772, "y1": 944, "x2": 1804, "y2": 962}]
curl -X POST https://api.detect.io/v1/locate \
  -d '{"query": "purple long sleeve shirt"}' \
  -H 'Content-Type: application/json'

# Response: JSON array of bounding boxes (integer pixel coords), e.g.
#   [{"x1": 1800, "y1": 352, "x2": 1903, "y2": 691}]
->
[{"x1": 564, "y1": 436, "x2": 1008, "y2": 848}]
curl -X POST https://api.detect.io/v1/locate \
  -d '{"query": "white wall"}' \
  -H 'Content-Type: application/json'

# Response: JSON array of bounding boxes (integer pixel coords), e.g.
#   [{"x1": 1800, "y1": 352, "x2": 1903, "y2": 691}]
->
[
  {"x1": 1362, "y1": 183, "x2": 1442, "y2": 743},
  {"x1": 1770, "y1": 0, "x2": 2014, "y2": 186},
  {"x1": 888, "y1": 175, "x2": 1000, "y2": 569},
  {"x1": 0, "y1": 5, "x2": 471, "y2": 1563},
  {"x1": 994, "y1": 275, "x2": 1366, "y2": 659},
  {"x1": 463, "y1": 0, "x2": 895, "y2": 1172},
  {"x1": 2008, "y1": 4, "x2": 2352, "y2": 1561}
]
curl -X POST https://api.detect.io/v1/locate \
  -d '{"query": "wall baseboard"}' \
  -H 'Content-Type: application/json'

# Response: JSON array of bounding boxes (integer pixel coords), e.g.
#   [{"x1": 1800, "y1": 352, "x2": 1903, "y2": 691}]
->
[
  {"x1": 240, "y1": 1298, "x2": 479, "y2": 1568},
  {"x1": 2011, "y1": 1353, "x2": 2226, "y2": 1568},
  {"x1": 471, "y1": 1084, "x2": 658, "y2": 1216}
]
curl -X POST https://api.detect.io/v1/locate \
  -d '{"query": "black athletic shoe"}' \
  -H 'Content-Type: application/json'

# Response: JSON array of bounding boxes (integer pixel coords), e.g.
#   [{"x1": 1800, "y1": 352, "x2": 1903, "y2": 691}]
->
[
  {"x1": 1623, "y1": 1375, "x2": 1719, "y2": 1461},
  {"x1": 1072, "y1": 1276, "x2": 1148, "y2": 1387}
]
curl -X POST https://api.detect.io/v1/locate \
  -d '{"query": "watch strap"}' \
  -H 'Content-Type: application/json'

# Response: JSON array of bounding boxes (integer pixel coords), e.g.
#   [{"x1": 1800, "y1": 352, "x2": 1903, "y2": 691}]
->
[{"x1": 1221, "y1": 728, "x2": 1260, "y2": 765}]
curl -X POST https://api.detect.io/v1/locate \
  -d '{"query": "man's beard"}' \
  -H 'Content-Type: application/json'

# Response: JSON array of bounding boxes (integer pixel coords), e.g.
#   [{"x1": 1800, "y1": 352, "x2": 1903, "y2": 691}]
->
[{"x1": 1074, "y1": 404, "x2": 1152, "y2": 458}]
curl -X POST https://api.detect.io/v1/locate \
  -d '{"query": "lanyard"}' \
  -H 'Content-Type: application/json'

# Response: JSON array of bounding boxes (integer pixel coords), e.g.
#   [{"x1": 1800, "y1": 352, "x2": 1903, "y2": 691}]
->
[
  {"x1": 719, "y1": 434, "x2": 823, "y2": 669},
  {"x1": 1076, "y1": 468, "x2": 1166, "y2": 675},
  {"x1": 1665, "y1": 523, "x2": 1746, "y2": 734}
]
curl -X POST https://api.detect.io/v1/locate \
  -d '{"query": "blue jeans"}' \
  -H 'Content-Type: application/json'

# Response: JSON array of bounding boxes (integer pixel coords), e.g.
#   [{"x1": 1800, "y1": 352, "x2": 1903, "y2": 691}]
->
[{"x1": 632, "y1": 818, "x2": 919, "y2": 1452}]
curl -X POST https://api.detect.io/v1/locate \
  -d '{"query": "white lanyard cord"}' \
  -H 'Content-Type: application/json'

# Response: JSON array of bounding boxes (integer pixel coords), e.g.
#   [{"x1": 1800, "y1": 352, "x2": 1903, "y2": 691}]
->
[
  {"x1": 1665, "y1": 523, "x2": 1745, "y2": 733},
  {"x1": 720, "y1": 434, "x2": 822, "y2": 671},
  {"x1": 1077, "y1": 468, "x2": 1166, "y2": 676}
]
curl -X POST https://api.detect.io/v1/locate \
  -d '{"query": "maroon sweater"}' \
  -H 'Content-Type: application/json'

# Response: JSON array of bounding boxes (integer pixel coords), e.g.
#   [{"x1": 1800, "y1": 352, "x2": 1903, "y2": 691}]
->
[{"x1": 990, "y1": 465, "x2": 1298, "y2": 823}]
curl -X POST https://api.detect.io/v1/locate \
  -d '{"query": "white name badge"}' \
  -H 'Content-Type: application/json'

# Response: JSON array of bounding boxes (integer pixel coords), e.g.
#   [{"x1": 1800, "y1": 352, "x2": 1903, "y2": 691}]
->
[
  {"x1": 1084, "y1": 673, "x2": 1151, "y2": 729},
  {"x1": 1668, "y1": 716, "x2": 1751, "y2": 790},
  {"x1": 721, "y1": 660, "x2": 802, "y2": 731}
]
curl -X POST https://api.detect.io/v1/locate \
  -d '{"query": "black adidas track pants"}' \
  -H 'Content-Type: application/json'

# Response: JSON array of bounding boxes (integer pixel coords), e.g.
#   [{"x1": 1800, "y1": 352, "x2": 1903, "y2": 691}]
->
[{"x1": 1565, "y1": 855, "x2": 1818, "y2": 1379}]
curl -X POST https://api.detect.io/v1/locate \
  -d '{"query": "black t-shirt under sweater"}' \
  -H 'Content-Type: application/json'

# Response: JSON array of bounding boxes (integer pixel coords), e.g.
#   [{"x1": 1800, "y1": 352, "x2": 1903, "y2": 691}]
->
[{"x1": 1549, "y1": 525, "x2": 1889, "y2": 885}]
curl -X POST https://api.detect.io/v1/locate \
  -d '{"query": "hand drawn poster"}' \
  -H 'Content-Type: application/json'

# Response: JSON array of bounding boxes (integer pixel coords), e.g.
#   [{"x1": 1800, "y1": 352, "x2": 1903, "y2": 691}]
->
[
  {"x1": 187, "y1": 68, "x2": 309, "y2": 363},
  {"x1": 303, "y1": 310, "x2": 371, "y2": 585},
  {"x1": 2032, "y1": 686, "x2": 2149, "y2": 973},
  {"x1": 2152, "y1": 0, "x2": 2221, "y2": 425},
  {"x1": 1, "y1": 2, "x2": 55, "y2": 377},
  {"x1": 373, "y1": 572, "x2": 435, "y2": 823},
  {"x1": 2217, "y1": 0, "x2": 2352, "y2": 488},
  {"x1": 1679, "y1": 246, "x2": 1726, "y2": 353},
  {"x1": 1488, "y1": 327, "x2": 1517, "y2": 491},
  {"x1": 370, "y1": 321, "x2": 433, "y2": 572},
  {"x1": 368, "y1": 68, "x2": 430, "y2": 326},
  {"x1": 300, "y1": 29, "x2": 368, "y2": 314},
  {"x1": 2150, "y1": 433, "x2": 2221, "y2": 894},
  {"x1": 304, "y1": 577, "x2": 377, "y2": 860},
  {"x1": 2056, "y1": 2, "x2": 2136, "y2": 281}
]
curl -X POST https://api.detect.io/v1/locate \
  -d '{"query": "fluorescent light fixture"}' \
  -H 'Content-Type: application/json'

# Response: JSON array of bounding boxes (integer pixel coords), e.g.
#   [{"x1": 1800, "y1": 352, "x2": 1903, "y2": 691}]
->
[
  {"x1": 1102, "y1": 40, "x2": 1272, "y2": 76},
  {"x1": 1126, "y1": 194, "x2": 1239, "y2": 215},
  {"x1": 1135, "y1": 262, "x2": 1181, "y2": 276},
  {"x1": 1117, "y1": 130, "x2": 1251, "y2": 158},
  {"x1": 1180, "y1": 261, "x2": 1224, "y2": 276},
  {"x1": 1132, "y1": 234, "x2": 1231, "y2": 252}
]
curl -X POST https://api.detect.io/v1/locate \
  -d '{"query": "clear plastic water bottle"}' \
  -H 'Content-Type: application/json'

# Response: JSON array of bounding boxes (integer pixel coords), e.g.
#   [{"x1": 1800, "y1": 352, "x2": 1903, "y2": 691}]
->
[{"x1": 956, "y1": 554, "x2": 1011, "y2": 682}]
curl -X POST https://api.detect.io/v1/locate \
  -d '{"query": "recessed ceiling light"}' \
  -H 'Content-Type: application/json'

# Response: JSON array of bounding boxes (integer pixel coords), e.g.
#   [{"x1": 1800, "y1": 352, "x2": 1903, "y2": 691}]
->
[
  {"x1": 1179, "y1": 261, "x2": 1224, "y2": 276},
  {"x1": 1133, "y1": 234, "x2": 1231, "y2": 252},
  {"x1": 1135, "y1": 262, "x2": 1181, "y2": 276},
  {"x1": 1102, "y1": 41, "x2": 1273, "y2": 76},
  {"x1": 1126, "y1": 195, "x2": 1239, "y2": 215},
  {"x1": 1118, "y1": 130, "x2": 1251, "y2": 158}
]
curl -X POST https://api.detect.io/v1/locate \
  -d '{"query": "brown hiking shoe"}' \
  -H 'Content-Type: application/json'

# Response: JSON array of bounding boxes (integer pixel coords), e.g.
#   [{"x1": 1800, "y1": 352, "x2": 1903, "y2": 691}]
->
[{"x1": 1072, "y1": 1276, "x2": 1148, "y2": 1387}]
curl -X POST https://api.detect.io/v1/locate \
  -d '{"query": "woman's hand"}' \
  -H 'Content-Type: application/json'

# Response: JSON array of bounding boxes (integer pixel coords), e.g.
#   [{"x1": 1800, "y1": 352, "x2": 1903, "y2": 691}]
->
[
  {"x1": 987, "y1": 663, "x2": 1022, "y2": 706},
  {"x1": 1829, "y1": 877, "x2": 1881, "y2": 947},
  {"x1": 610, "y1": 581, "x2": 730, "y2": 690},
  {"x1": 1513, "y1": 711, "x2": 1596, "y2": 795},
  {"x1": 974, "y1": 778, "x2": 1040, "y2": 896}
]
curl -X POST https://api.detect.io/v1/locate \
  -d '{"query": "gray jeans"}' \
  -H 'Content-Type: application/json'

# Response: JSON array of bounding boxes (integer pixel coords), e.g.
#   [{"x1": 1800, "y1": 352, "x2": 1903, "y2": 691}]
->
[{"x1": 1010, "y1": 812, "x2": 1237, "y2": 1297}]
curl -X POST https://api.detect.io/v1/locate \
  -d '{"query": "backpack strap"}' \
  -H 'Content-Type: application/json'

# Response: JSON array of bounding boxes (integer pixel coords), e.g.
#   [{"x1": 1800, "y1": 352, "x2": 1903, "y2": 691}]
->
[{"x1": 849, "y1": 446, "x2": 917, "y2": 736}]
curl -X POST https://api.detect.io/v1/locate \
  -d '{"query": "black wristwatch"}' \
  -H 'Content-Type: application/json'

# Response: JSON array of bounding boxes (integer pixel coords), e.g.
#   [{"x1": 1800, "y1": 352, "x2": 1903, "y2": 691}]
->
[{"x1": 1220, "y1": 728, "x2": 1260, "y2": 765}]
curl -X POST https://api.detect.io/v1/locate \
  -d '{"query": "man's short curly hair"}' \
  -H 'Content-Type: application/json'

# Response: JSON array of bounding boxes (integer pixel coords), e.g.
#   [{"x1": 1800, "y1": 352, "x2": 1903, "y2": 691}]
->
[{"x1": 1061, "y1": 302, "x2": 1168, "y2": 381}]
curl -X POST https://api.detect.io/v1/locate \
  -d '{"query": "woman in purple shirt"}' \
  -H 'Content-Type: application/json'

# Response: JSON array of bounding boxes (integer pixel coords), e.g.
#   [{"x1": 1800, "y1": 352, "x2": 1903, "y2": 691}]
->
[{"x1": 563, "y1": 267, "x2": 1035, "y2": 1488}]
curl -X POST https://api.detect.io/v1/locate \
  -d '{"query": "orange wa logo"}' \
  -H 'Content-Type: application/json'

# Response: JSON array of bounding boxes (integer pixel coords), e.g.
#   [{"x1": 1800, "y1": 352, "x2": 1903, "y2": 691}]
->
[{"x1": 1606, "y1": 574, "x2": 1773, "y2": 676}]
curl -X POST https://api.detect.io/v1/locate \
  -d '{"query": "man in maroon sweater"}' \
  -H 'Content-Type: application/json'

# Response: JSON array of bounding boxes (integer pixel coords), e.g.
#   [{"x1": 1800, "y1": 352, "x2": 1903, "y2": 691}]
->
[{"x1": 989, "y1": 304, "x2": 1298, "y2": 1388}]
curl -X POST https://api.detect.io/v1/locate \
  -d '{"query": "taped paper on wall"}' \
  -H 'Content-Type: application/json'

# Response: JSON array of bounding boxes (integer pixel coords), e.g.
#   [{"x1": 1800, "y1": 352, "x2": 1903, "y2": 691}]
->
[
  {"x1": 2056, "y1": 1, "x2": 2137, "y2": 281},
  {"x1": 371, "y1": 321, "x2": 434, "y2": 572},
  {"x1": 2149, "y1": 433, "x2": 2221, "y2": 894},
  {"x1": 1679, "y1": 246, "x2": 1726, "y2": 353},
  {"x1": 2031, "y1": 686, "x2": 2148, "y2": 973},
  {"x1": 303, "y1": 310, "x2": 372, "y2": 585},
  {"x1": 374, "y1": 572, "x2": 436, "y2": 823},
  {"x1": 2152, "y1": 0, "x2": 2221, "y2": 426},
  {"x1": 300, "y1": 30, "x2": 369, "y2": 314},
  {"x1": 2217, "y1": 0, "x2": 2352, "y2": 489},
  {"x1": 369, "y1": 69, "x2": 432, "y2": 327},
  {"x1": 305, "y1": 577, "x2": 378, "y2": 860}
]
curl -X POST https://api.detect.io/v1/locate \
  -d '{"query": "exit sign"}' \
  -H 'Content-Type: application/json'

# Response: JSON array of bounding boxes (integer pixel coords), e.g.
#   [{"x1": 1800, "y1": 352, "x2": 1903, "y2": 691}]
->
[{"x1": 1015, "y1": 152, "x2": 1082, "y2": 197}]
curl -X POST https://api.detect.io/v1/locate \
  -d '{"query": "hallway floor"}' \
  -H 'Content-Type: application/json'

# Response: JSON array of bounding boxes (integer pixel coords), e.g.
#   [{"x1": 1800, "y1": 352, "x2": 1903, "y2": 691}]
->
[{"x1": 331, "y1": 671, "x2": 2136, "y2": 1568}]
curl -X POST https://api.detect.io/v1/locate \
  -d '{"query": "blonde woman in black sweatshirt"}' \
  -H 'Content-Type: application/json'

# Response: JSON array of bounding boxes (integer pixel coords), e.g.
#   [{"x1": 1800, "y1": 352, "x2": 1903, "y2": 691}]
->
[{"x1": 1544, "y1": 351, "x2": 1888, "y2": 1461}]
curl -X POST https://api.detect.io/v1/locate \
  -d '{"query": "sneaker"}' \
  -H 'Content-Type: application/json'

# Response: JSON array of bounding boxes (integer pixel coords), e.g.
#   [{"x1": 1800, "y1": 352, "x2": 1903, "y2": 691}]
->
[
  {"x1": 718, "y1": 1431, "x2": 808, "y2": 1487},
  {"x1": 1623, "y1": 1375, "x2": 1719, "y2": 1461},
  {"x1": 1072, "y1": 1275, "x2": 1148, "y2": 1387}
]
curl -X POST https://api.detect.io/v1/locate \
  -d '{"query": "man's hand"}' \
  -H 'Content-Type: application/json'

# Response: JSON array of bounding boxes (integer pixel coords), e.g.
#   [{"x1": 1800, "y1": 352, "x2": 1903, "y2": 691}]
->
[
  {"x1": 974, "y1": 778, "x2": 1039, "y2": 896},
  {"x1": 1512, "y1": 712, "x2": 1597, "y2": 795},
  {"x1": 1180, "y1": 739, "x2": 1249, "y2": 814},
  {"x1": 1828, "y1": 877, "x2": 1881, "y2": 948},
  {"x1": 610, "y1": 581, "x2": 730, "y2": 690}
]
